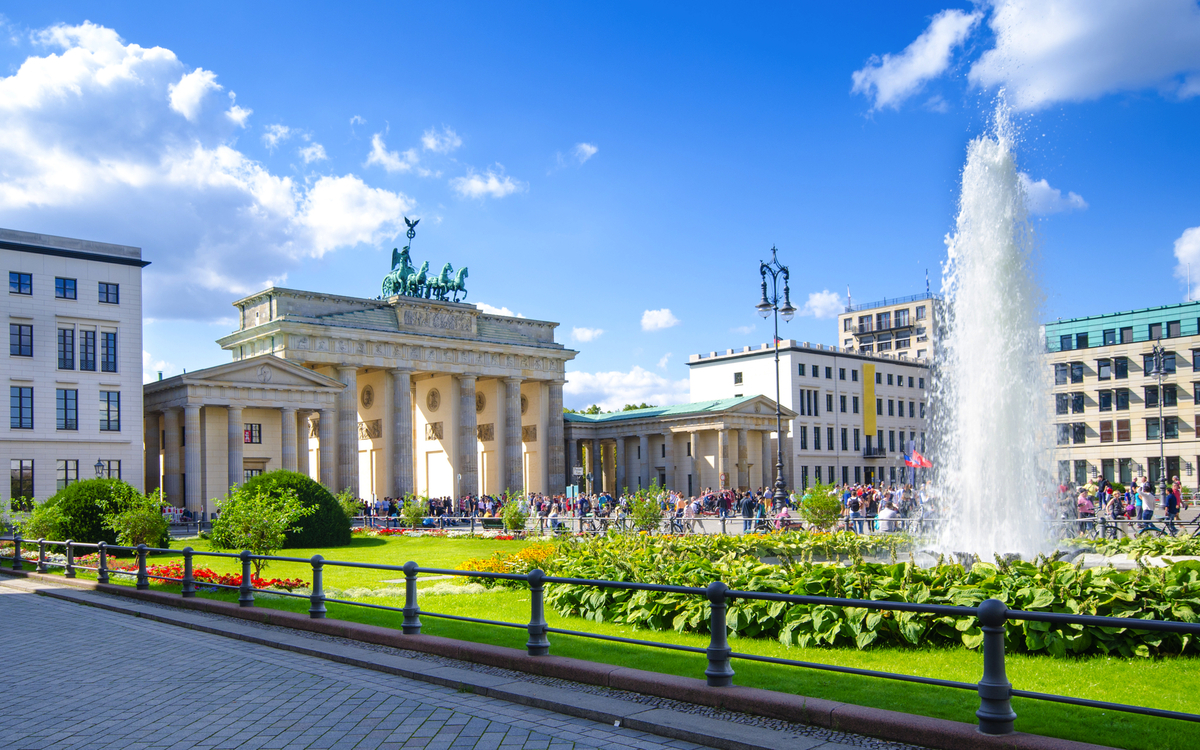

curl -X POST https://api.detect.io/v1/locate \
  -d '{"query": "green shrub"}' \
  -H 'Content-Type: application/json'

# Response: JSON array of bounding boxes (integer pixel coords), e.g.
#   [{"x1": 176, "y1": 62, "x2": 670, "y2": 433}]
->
[
  {"x1": 18, "y1": 500, "x2": 67, "y2": 542},
  {"x1": 104, "y1": 489, "x2": 170, "y2": 549},
  {"x1": 211, "y1": 485, "x2": 312, "y2": 575},
  {"x1": 798, "y1": 482, "x2": 843, "y2": 531},
  {"x1": 501, "y1": 500, "x2": 529, "y2": 532},
  {"x1": 235, "y1": 470, "x2": 350, "y2": 548},
  {"x1": 39, "y1": 479, "x2": 146, "y2": 546},
  {"x1": 400, "y1": 495, "x2": 426, "y2": 528},
  {"x1": 334, "y1": 488, "x2": 360, "y2": 520}
]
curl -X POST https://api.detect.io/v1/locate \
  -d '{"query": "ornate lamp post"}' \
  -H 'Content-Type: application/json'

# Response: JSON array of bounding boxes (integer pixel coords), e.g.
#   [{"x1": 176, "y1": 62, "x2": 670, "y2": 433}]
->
[
  {"x1": 94, "y1": 458, "x2": 105, "y2": 479},
  {"x1": 1147, "y1": 340, "x2": 1168, "y2": 498},
  {"x1": 755, "y1": 247, "x2": 796, "y2": 507}
]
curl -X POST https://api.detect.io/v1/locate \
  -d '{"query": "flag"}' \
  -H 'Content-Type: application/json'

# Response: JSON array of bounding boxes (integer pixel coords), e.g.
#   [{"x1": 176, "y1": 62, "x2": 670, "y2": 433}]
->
[
  {"x1": 903, "y1": 453, "x2": 920, "y2": 468},
  {"x1": 911, "y1": 450, "x2": 933, "y2": 468}
]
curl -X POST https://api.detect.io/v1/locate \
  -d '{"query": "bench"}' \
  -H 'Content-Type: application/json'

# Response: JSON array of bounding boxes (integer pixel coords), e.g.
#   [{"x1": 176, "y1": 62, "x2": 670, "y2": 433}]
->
[{"x1": 479, "y1": 518, "x2": 506, "y2": 530}]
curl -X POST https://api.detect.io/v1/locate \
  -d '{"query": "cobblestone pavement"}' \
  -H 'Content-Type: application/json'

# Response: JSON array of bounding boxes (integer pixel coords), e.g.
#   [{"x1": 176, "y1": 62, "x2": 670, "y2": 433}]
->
[{"x1": 0, "y1": 587, "x2": 709, "y2": 750}]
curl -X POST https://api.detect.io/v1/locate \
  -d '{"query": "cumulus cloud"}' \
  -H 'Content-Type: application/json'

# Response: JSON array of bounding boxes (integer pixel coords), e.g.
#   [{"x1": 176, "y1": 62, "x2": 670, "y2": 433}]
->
[
  {"x1": 572, "y1": 142, "x2": 598, "y2": 163},
  {"x1": 476, "y1": 302, "x2": 525, "y2": 318},
  {"x1": 365, "y1": 132, "x2": 419, "y2": 173},
  {"x1": 1173, "y1": 226, "x2": 1200, "y2": 299},
  {"x1": 299, "y1": 142, "x2": 328, "y2": 164},
  {"x1": 262, "y1": 124, "x2": 292, "y2": 150},
  {"x1": 450, "y1": 165, "x2": 524, "y2": 199},
  {"x1": 421, "y1": 126, "x2": 462, "y2": 153},
  {"x1": 801, "y1": 290, "x2": 843, "y2": 319},
  {"x1": 571, "y1": 326, "x2": 604, "y2": 343},
  {"x1": 142, "y1": 349, "x2": 176, "y2": 384},
  {"x1": 1018, "y1": 173, "x2": 1088, "y2": 215},
  {"x1": 564, "y1": 366, "x2": 690, "y2": 412},
  {"x1": 852, "y1": 9, "x2": 980, "y2": 110},
  {"x1": 658, "y1": 353, "x2": 672, "y2": 369},
  {"x1": 641, "y1": 308, "x2": 680, "y2": 331},
  {"x1": 0, "y1": 21, "x2": 411, "y2": 321}
]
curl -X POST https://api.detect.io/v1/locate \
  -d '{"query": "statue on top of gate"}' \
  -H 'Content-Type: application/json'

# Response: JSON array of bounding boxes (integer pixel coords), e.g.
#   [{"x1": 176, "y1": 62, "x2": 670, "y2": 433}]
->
[{"x1": 381, "y1": 217, "x2": 469, "y2": 302}]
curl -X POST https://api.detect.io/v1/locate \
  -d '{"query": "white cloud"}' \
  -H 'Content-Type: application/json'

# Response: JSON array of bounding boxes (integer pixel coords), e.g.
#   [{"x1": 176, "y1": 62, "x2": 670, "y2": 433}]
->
[
  {"x1": 970, "y1": 0, "x2": 1200, "y2": 110},
  {"x1": 0, "y1": 22, "x2": 411, "y2": 321},
  {"x1": 142, "y1": 349, "x2": 176, "y2": 384},
  {"x1": 641, "y1": 308, "x2": 680, "y2": 331},
  {"x1": 299, "y1": 142, "x2": 328, "y2": 164},
  {"x1": 658, "y1": 352, "x2": 672, "y2": 369},
  {"x1": 1018, "y1": 173, "x2": 1088, "y2": 215},
  {"x1": 262, "y1": 124, "x2": 292, "y2": 151},
  {"x1": 731, "y1": 324, "x2": 755, "y2": 335},
  {"x1": 1173, "y1": 226, "x2": 1200, "y2": 299},
  {"x1": 852, "y1": 9, "x2": 980, "y2": 110},
  {"x1": 571, "y1": 326, "x2": 604, "y2": 342},
  {"x1": 421, "y1": 126, "x2": 462, "y2": 153},
  {"x1": 572, "y1": 142, "x2": 598, "y2": 164},
  {"x1": 450, "y1": 165, "x2": 524, "y2": 199},
  {"x1": 350, "y1": 115, "x2": 365, "y2": 125},
  {"x1": 226, "y1": 101, "x2": 251, "y2": 127},
  {"x1": 801, "y1": 290, "x2": 843, "y2": 319},
  {"x1": 564, "y1": 366, "x2": 690, "y2": 412},
  {"x1": 476, "y1": 302, "x2": 525, "y2": 318},
  {"x1": 365, "y1": 132, "x2": 419, "y2": 173}
]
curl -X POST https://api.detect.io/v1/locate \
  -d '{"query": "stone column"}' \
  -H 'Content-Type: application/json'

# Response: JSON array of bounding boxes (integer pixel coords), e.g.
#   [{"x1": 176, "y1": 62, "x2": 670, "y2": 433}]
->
[
  {"x1": 590, "y1": 438, "x2": 600, "y2": 494},
  {"x1": 687, "y1": 431, "x2": 698, "y2": 496},
  {"x1": 639, "y1": 434, "x2": 650, "y2": 489},
  {"x1": 337, "y1": 365, "x2": 359, "y2": 497},
  {"x1": 718, "y1": 429, "x2": 729, "y2": 490},
  {"x1": 503, "y1": 378, "x2": 523, "y2": 493},
  {"x1": 297, "y1": 412, "x2": 311, "y2": 478},
  {"x1": 143, "y1": 412, "x2": 160, "y2": 495},
  {"x1": 761, "y1": 430, "x2": 772, "y2": 489},
  {"x1": 664, "y1": 432, "x2": 675, "y2": 490},
  {"x1": 547, "y1": 380, "x2": 566, "y2": 495},
  {"x1": 162, "y1": 408, "x2": 181, "y2": 507},
  {"x1": 783, "y1": 420, "x2": 795, "y2": 492},
  {"x1": 280, "y1": 406, "x2": 298, "y2": 472},
  {"x1": 318, "y1": 408, "x2": 336, "y2": 490},
  {"x1": 458, "y1": 374, "x2": 478, "y2": 499},
  {"x1": 390, "y1": 369, "x2": 414, "y2": 498},
  {"x1": 227, "y1": 405, "x2": 244, "y2": 492},
  {"x1": 183, "y1": 404, "x2": 202, "y2": 516},
  {"x1": 737, "y1": 428, "x2": 748, "y2": 490},
  {"x1": 615, "y1": 436, "x2": 626, "y2": 498},
  {"x1": 568, "y1": 437, "x2": 579, "y2": 488}
]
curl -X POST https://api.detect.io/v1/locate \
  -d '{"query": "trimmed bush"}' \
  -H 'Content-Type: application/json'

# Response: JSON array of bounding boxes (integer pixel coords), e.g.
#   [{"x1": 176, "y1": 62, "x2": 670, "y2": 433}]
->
[
  {"x1": 236, "y1": 470, "x2": 351, "y2": 548},
  {"x1": 38, "y1": 479, "x2": 159, "y2": 547}
]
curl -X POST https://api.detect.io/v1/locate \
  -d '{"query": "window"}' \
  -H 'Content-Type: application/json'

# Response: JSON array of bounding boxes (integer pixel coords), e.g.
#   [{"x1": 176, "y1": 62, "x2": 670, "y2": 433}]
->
[
  {"x1": 1056, "y1": 424, "x2": 1070, "y2": 445},
  {"x1": 916, "y1": 305, "x2": 926, "y2": 320},
  {"x1": 843, "y1": 319, "x2": 852, "y2": 332},
  {"x1": 815, "y1": 466, "x2": 822, "y2": 483},
  {"x1": 56, "y1": 389, "x2": 77, "y2": 430},
  {"x1": 9, "y1": 271, "x2": 31, "y2": 295},
  {"x1": 1100, "y1": 421, "x2": 1113, "y2": 443},
  {"x1": 1071, "y1": 392, "x2": 1085, "y2": 413},
  {"x1": 99, "y1": 391, "x2": 120, "y2": 431},
  {"x1": 1114, "y1": 357, "x2": 1128, "y2": 379},
  {"x1": 1054, "y1": 363, "x2": 1068, "y2": 385},
  {"x1": 1116, "y1": 388, "x2": 1130, "y2": 410},
  {"x1": 889, "y1": 430, "x2": 896, "y2": 452},
  {"x1": 1120, "y1": 327, "x2": 1133, "y2": 344},
  {"x1": 814, "y1": 427, "x2": 821, "y2": 451},
  {"x1": 876, "y1": 311, "x2": 891, "y2": 330},
  {"x1": 825, "y1": 367, "x2": 832, "y2": 379},
  {"x1": 56, "y1": 459, "x2": 78, "y2": 490},
  {"x1": 877, "y1": 398, "x2": 883, "y2": 415},
  {"x1": 919, "y1": 377, "x2": 925, "y2": 389},
  {"x1": 1060, "y1": 334, "x2": 1072, "y2": 351},
  {"x1": 79, "y1": 331, "x2": 96, "y2": 371},
  {"x1": 852, "y1": 396, "x2": 859, "y2": 414},
  {"x1": 244, "y1": 423, "x2": 262, "y2": 444},
  {"x1": 733, "y1": 372, "x2": 743, "y2": 385},
  {"x1": 10, "y1": 386, "x2": 33, "y2": 429},
  {"x1": 57, "y1": 328, "x2": 74, "y2": 370},
  {"x1": 1055, "y1": 394, "x2": 1068, "y2": 415},
  {"x1": 826, "y1": 427, "x2": 834, "y2": 451},
  {"x1": 98, "y1": 282, "x2": 119, "y2": 304},
  {"x1": 853, "y1": 466, "x2": 860, "y2": 483},
  {"x1": 11, "y1": 459, "x2": 33, "y2": 499},
  {"x1": 1101, "y1": 458, "x2": 1115, "y2": 483},
  {"x1": 859, "y1": 315, "x2": 872, "y2": 331},
  {"x1": 1147, "y1": 417, "x2": 1161, "y2": 439},
  {"x1": 908, "y1": 401, "x2": 915, "y2": 418},
  {"x1": 1150, "y1": 323, "x2": 1163, "y2": 340},
  {"x1": 1072, "y1": 423, "x2": 1086, "y2": 444},
  {"x1": 1146, "y1": 385, "x2": 1159, "y2": 408},
  {"x1": 1119, "y1": 457, "x2": 1133, "y2": 483},
  {"x1": 853, "y1": 429, "x2": 860, "y2": 451},
  {"x1": 839, "y1": 395, "x2": 846, "y2": 413},
  {"x1": 55, "y1": 277, "x2": 77, "y2": 300},
  {"x1": 1164, "y1": 384, "x2": 1178, "y2": 407},
  {"x1": 920, "y1": 402, "x2": 926, "y2": 419},
  {"x1": 851, "y1": 370, "x2": 858, "y2": 382},
  {"x1": 887, "y1": 373, "x2": 894, "y2": 386},
  {"x1": 1103, "y1": 329, "x2": 1116, "y2": 346},
  {"x1": 799, "y1": 426, "x2": 808, "y2": 450},
  {"x1": 1070, "y1": 362, "x2": 1084, "y2": 383},
  {"x1": 888, "y1": 399, "x2": 895, "y2": 416},
  {"x1": 1076, "y1": 333, "x2": 1088, "y2": 350},
  {"x1": 244, "y1": 468, "x2": 264, "y2": 482},
  {"x1": 1099, "y1": 390, "x2": 1112, "y2": 411},
  {"x1": 840, "y1": 428, "x2": 848, "y2": 451},
  {"x1": 876, "y1": 372, "x2": 882, "y2": 385},
  {"x1": 1166, "y1": 416, "x2": 1180, "y2": 439},
  {"x1": 10, "y1": 324, "x2": 32, "y2": 356},
  {"x1": 101, "y1": 332, "x2": 117, "y2": 372},
  {"x1": 895, "y1": 309, "x2": 910, "y2": 326},
  {"x1": 798, "y1": 364, "x2": 805, "y2": 376},
  {"x1": 100, "y1": 460, "x2": 121, "y2": 479},
  {"x1": 1169, "y1": 321, "x2": 1181, "y2": 338},
  {"x1": 908, "y1": 376, "x2": 915, "y2": 387},
  {"x1": 839, "y1": 368, "x2": 846, "y2": 380},
  {"x1": 661, "y1": 443, "x2": 666, "y2": 458},
  {"x1": 826, "y1": 393, "x2": 834, "y2": 412},
  {"x1": 1165, "y1": 352, "x2": 1177, "y2": 373},
  {"x1": 1098, "y1": 359, "x2": 1111, "y2": 380},
  {"x1": 686, "y1": 441, "x2": 691, "y2": 457},
  {"x1": 1075, "y1": 460, "x2": 1088, "y2": 486}
]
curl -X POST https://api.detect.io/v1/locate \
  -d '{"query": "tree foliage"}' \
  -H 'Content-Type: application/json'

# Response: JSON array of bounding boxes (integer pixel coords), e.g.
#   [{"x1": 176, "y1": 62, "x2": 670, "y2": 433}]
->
[
  {"x1": 798, "y1": 482, "x2": 843, "y2": 531},
  {"x1": 237, "y1": 470, "x2": 351, "y2": 548},
  {"x1": 104, "y1": 489, "x2": 170, "y2": 548},
  {"x1": 210, "y1": 485, "x2": 313, "y2": 575}
]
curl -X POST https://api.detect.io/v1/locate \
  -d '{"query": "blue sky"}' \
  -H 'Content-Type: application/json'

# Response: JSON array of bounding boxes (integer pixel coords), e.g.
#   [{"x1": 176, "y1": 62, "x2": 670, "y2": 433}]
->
[{"x1": 2, "y1": 2, "x2": 1199, "y2": 409}]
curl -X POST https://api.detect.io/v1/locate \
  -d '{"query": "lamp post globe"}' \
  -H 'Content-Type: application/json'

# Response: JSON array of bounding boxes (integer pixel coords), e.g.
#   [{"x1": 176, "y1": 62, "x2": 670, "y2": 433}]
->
[{"x1": 94, "y1": 458, "x2": 105, "y2": 479}]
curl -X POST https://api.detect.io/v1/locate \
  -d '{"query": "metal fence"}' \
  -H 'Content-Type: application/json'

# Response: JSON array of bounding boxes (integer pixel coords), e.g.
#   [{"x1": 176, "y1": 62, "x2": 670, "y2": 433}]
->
[{"x1": 2, "y1": 534, "x2": 1198, "y2": 736}]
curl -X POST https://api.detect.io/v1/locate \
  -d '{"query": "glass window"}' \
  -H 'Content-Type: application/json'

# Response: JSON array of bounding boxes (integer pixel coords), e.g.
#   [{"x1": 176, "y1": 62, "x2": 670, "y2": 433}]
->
[
  {"x1": 55, "y1": 277, "x2": 77, "y2": 299},
  {"x1": 827, "y1": 427, "x2": 834, "y2": 452},
  {"x1": 733, "y1": 372, "x2": 743, "y2": 385},
  {"x1": 895, "y1": 309, "x2": 910, "y2": 326},
  {"x1": 99, "y1": 391, "x2": 120, "y2": 431},
  {"x1": 1116, "y1": 388, "x2": 1130, "y2": 410},
  {"x1": 243, "y1": 468, "x2": 264, "y2": 482},
  {"x1": 1164, "y1": 352, "x2": 1177, "y2": 373},
  {"x1": 1072, "y1": 423, "x2": 1086, "y2": 444},
  {"x1": 1055, "y1": 394, "x2": 1069, "y2": 414},
  {"x1": 79, "y1": 331, "x2": 96, "y2": 371},
  {"x1": 841, "y1": 428, "x2": 848, "y2": 451},
  {"x1": 1075, "y1": 460, "x2": 1088, "y2": 486},
  {"x1": 839, "y1": 395, "x2": 846, "y2": 413},
  {"x1": 1070, "y1": 362, "x2": 1084, "y2": 383},
  {"x1": 814, "y1": 428, "x2": 821, "y2": 450},
  {"x1": 908, "y1": 376, "x2": 915, "y2": 387},
  {"x1": 798, "y1": 364, "x2": 805, "y2": 376},
  {"x1": 100, "y1": 460, "x2": 121, "y2": 479},
  {"x1": 57, "y1": 328, "x2": 74, "y2": 370},
  {"x1": 887, "y1": 373, "x2": 894, "y2": 385},
  {"x1": 920, "y1": 402, "x2": 926, "y2": 418},
  {"x1": 1103, "y1": 329, "x2": 1116, "y2": 346},
  {"x1": 101, "y1": 332, "x2": 117, "y2": 372},
  {"x1": 1076, "y1": 332, "x2": 1088, "y2": 349},
  {"x1": 916, "y1": 305, "x2": 926, "y2": 320},
  {"x1": 853, "y1": 428, "x2": 860, "y2": 451},
  {"x1": 98, "y1": 282, "x2": 119, "y2": 304},
  {"x1": 1146, "y1": 385, "x2": 1159, "y2": 407},
  {"x1": 1060, "y1": 334, "x2": 1072, "y2": 351},
  {"x1": 1056, "y1": 424, "x2": 1070, "y2": 445},
  {"x1": 56, "y1": 459, "x2": 78, "y2": 491},
  {"x1": 908, "y1": 401, "x2": 915, "y2": 418},
  {"x1": 1164, "y1": 384, "x2": 1177, "y2": 407},
  {"x1": 1119, "y1": 457, "x2": 1133, "y2": 483},
  {"x1": 1168, "y1": 321, "x2": 1181, "y2": 338},
  {"x1": 1099, "y1": 390, "x2": 1112, "y2": 411},
  {"x1": 56, "y1": 389, "x2": 77, "y2": 430},
  {"x1": 1114, "y1": 357, "x2": 1128, "y2": 379},
  {"x1": 1147, "y1": 418, "x2": 1161, "y2": 439},
  {"x1": 1099, "y1": 421, "x2": 1113, "y2": 443},
  {"x1": 1071, "y1": 392, "x2": 1084, "y2": 413},
  {"x1": 825, "y1": 367, "x2": 832, "y2": 379},
  {"x1": 876, "y1": 372, "x2": 882, "y2": 384},
  {"x1": 851, "y1": 369, "x2": 858, "y2": 382},
  {"x1": 919, "y1": 377, "x2": 925, "y2": 389},
  {"x1": 10, "y1": 459, "x2": 33, "y2": 500},
  {"x1": 1120, "y1": 327, "x2": 1133, "y2": 344},
  {"x1": 9, "y1": 272, "x2": 31, "y2": 295},
  {"x1": 1097, "y1": 359, "x2": 1111, "y2": 380},
  {"x1": 799, "y1": 426, "x2": 807, "y2": 450},
  {"x1": 10, "y1": 324, "x2": 32, "y2": 356},
  {"x1": 876, "y1": 312, "x2": 891, "y2": 330},
  {"x1": 10, "y1": 386, "x2": 33, "y2": 429},
  {"x1": 838, "y1": 368, "x2": 845, "y2": 380},
  {"x1": 888, "y1": 430, "x2": 896, "y2": 452},
  {"x1": 888, "y1": 399, "x2": 895, "y2": 416},
  {"x1": 1166, "y1": 416, "x2": 1179, "y2": 439},
  {"x1": 1150, "y1": 323, "x2": 1163, "y2": 340}
]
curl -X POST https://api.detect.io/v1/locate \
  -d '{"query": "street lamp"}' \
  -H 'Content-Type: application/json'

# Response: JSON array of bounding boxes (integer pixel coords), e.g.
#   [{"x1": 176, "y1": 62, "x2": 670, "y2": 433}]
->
[
  {"x1": 94, "y1": 458, "x2": 105, "y2": 479},
  {"x1": 1147, "y1": 340, "x2": 1168, "y2": 498},
  {"x1": 756, "y1": 247, "x2": 795, "y2": 508}
]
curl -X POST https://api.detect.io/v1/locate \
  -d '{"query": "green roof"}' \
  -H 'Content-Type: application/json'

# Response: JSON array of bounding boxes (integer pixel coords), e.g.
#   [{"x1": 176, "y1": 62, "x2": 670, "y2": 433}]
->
[
  {"x1": 563, "y1": 396, "x2": 759, "y2": 424},
  {"x1": 1043, "y1": 300, "x2": 1200, "y2": 352}
]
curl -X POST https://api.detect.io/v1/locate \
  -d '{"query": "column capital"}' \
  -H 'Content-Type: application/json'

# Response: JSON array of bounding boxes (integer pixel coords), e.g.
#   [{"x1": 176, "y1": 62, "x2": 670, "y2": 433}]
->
[
  {"x1": 389, "y1": 367, "x2": 414, "y2": 376},
  {"x1": 280, "y1": 405, "x2": 297, "y2": 413},
  {"x1": 337, "y1": 363, "x2": 357, "y2": 374},
  {"x1": 457, "y1": 373, "x2": 478, "y2": 383},
  {"x1": 503, "y1": 376, "x2": 523, "y2": 385}
]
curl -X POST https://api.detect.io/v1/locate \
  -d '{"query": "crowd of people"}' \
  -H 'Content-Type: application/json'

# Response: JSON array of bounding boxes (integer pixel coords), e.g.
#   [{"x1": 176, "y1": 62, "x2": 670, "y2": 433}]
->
[{"x1": 1061, "y1": 475, "x2": 1191, "y2": 536}]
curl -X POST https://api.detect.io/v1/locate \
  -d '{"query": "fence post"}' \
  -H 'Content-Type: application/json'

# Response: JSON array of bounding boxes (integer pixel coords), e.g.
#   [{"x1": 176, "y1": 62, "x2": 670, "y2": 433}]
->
[
  {"x1": 526, "y1": 569, "x2": 550, "y2": 656},
  {"x1": 309, "y1": 554, "x2": 326, "y2": 619},
  {"x1": 10, "y1": 534, "x2": 21, "y2": 571},
  {"x1": 401, "y1": 560, "x2": 421, "y2": 634},
  {"x1": 704, "y1": 581, "x2": 735, "y2": 687},
  {"x1": 976, "y1": 598, "x2": 1017, "y2": 735},
  {"x1": 181, "y1": 547, "x2": 195, "y2": 598},
  {"x1": 238, "y1": 550, "x2": 254, "y2": 607},
  {"x1": 97, "y1": 541, "x2": 108, "y2": 583},
  {"x1": 136, "y1": 544, "x2": 149, "y2": 590},
  {"x1": 65, "y1": 540, "x2": 75, "y2": 578},
  {"x1": 470, "y1": 516, "x2": 476, "y2": 535},
  {"x1": 37, "y1": 538, "x2": 47, "y2": 573}
]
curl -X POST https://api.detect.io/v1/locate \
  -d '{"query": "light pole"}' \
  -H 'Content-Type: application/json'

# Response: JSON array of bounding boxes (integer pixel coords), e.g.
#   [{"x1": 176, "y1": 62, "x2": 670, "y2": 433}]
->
[
  {"x1": 756, "y1": 247, "x2": 796, "y2": 507},
  {"x1": 94, "y1": 458, "x2": 105, "y2": 479},
  {"x1": 1148, "y1": 340, "x2": 1168, "y2": 498}
]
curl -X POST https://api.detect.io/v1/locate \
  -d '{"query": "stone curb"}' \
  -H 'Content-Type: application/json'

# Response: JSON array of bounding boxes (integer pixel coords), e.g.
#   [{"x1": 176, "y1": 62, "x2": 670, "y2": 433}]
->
[{"x1": 0, "y1": 569, "x2": 1116, "y2": 750}]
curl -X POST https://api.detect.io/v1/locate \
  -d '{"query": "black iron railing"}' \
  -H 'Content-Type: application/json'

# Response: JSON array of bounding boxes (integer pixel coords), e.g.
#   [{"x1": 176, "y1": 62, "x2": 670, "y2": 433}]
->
[{"x1": 3, "y1": 534, "x2": 1199, "y2": 735}]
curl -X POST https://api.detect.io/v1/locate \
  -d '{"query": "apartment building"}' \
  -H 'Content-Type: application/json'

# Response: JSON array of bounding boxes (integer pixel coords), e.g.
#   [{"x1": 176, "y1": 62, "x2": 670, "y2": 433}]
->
[
  {"x1": 836, "y1": 292, "x2": 941, "y2": 361},
  {"x1": 1045, "y1": 300, "x2": 1200, "y2": 490},
  {"x1": 4, "y1": 228, "x2": 147, "y2": 502},
  {"x1": 688, "y1": 340, "x2": 930, "y2": 490}
]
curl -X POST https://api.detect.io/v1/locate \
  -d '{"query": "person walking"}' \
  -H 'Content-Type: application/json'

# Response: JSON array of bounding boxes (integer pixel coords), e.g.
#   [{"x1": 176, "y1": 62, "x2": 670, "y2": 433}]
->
[{"x1": 740, "y1": 491, "x2": 756, "y2": 533}]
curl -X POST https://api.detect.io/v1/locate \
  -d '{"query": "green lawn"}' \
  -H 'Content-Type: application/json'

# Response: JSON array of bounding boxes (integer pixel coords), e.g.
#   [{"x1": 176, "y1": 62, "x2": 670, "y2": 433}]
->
[{"x1": 28, "y1": 536, "x2": 1200, "y2": 750}]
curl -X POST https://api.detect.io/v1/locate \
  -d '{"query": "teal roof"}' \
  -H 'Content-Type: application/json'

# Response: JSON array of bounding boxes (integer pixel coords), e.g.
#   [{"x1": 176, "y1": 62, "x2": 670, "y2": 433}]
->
[
  {"x1": 563, "y1": 396, "x2": 760, "y2": 424},
  {"x1": 1043, "y1": 300, "x2": 1200, "y2": 352}
]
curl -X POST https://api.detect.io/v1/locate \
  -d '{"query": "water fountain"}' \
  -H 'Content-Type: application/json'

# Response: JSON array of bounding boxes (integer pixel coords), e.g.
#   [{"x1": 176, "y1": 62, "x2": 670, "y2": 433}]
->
[{"x1": 932, "y1": 101, "x2": 1053, "y2": 560}]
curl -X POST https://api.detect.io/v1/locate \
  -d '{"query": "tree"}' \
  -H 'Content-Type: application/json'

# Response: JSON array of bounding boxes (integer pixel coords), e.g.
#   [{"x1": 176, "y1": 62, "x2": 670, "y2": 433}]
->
[
  {"x1": 630, "y1": 479, "x2": 665, "y2": 532},
  {"x1": 210, "y1": 485, "x2": 313, "y2": 576},
  {"x1": 399, "y1": 494, "x2": 427, "y2": 528},
  {"x1": 582, "y1": 404, "x2": 602, "y2": 414},
  {"x1": 798, "y1": 482, "x2": 843, "y2": 532},
  {"x1": 622, "y1": 403, "x2": 657, "y2": 411},
  {"x1": 104, "y1": 489, "x2": 170, "y2": 548}
]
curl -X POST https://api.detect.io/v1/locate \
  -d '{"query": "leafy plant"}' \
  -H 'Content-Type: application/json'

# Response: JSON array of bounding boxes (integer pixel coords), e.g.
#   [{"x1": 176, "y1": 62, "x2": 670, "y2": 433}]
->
[
  {"x1": 238, "y1": 470, "x2": 350, "y2": 548},
  {"x1": 334, "y1": 488, "x2": 360, "y2": 521},
  {"x1": 797, "y1": 482, "x2": 843, "y2": 531},
  {"x1": 38, "y1": 478, "x2": 145, "y2": 545},
  {"x1": 400, "y1": 494, "x2": 427, "y2": 528},
  {"x1": 461, "y1": 542, "x2": 556, "y2": 588},
  {"x1": 501, "y1": 499, "x2": 529, "y2": 532},
  {"x1": 210, "y1": 485, "x2": 313, "y2": 575},
  {"x1": 18, "y1": 501, "x2": 67, "y2": 542},
  {"x1": 103, "y1": 489, "x2": 170, "y2": 548}
]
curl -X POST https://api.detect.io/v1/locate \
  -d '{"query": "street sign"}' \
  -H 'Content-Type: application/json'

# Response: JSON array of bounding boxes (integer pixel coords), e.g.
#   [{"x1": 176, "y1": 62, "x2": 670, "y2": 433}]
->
[{"x1": 572, "y1": 466, "x2": 584, "y2": 477}]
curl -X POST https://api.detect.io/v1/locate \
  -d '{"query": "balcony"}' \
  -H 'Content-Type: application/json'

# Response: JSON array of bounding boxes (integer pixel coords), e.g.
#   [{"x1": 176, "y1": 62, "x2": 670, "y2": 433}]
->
[
  {"x1": 848, "y1": 320, "x2": 916, "y2": 337},
  {"x1": 862, "y1": 447, "x2": 887, "y2": 459}
]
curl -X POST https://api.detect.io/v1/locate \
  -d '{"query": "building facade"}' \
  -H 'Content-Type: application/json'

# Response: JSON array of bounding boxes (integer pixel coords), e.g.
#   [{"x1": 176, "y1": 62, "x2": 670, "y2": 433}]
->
[
  {"x1": 836, "y1": 292, "x2": 941, "y2": 360},
  {"x1": 144, "y1": 287, "x2": 577, "y2": 515},
  {"x1": 688, "y1": 340, "x2": 930, "y2": 490},
  {"x1": 1044, "y1": 300, "x2": 1200, "y2": 490},
  {"x1": 4, "y1": 228, "x2": 147, "y2": 502}
]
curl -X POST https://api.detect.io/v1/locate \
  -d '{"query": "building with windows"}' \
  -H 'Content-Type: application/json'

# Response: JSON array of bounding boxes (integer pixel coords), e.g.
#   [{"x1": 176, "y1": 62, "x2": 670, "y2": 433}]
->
[
  {"x1": 836, "y1": 292, "x2": 941, "y2": 360},
  {"x1": 4, "y1": 228, "x2": 146, "y2": 502},
  {"x1": 1045, "y1": 300, "x2": 1200, "y2": 489},
  {"x1": 687, "y1": 340, "x2": 930, "y2": 490}
]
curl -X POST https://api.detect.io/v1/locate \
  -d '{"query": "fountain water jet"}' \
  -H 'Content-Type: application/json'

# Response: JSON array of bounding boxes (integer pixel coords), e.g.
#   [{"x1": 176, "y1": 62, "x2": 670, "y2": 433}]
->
[{"x1": 932, "y1": 101, "x2": 1052, "y2": 559}]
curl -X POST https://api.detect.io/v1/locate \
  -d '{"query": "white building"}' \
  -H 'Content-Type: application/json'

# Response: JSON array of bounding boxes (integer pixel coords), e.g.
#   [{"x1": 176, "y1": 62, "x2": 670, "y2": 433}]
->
[
  {"x1": 4, "y1": 228, "x2": 146, "y2": 502},
  {"x1": 688, "y1": 340, "x2": 930, "y2": 488}
]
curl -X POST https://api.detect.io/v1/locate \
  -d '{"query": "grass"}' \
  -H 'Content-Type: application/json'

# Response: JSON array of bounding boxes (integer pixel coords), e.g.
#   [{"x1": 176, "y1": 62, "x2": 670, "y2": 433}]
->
[{"x1": 18, "y1": 536, "x2": 1200, "y2": 750}]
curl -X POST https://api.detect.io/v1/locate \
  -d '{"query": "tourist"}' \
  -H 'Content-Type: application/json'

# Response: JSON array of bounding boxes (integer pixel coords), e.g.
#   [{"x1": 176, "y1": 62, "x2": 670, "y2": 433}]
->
[
  {"x1": 740, "y1": 491, "x2": 756, "y2": 533},
  {"x1": 877, "y1": 501, "x2": 900, "y2": 532},
  {"x1": 847, "y1": 492, "x2": 864, "y2": 534},
  {"x1": 1164, "y1": 485, "x2": 1180, "y2": 536},
  {"x1": 1138, "y1": 481, "x2": 1160, "y2": 534}
]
